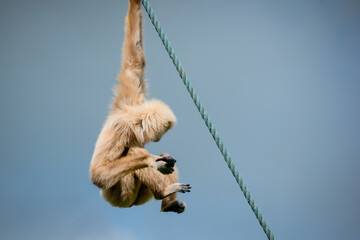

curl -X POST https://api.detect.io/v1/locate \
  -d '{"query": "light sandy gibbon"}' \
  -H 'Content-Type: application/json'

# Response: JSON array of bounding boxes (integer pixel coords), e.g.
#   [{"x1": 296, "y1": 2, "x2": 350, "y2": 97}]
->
[{"x1": 90, "y1": 0, "x2": 191, "y2": 213}]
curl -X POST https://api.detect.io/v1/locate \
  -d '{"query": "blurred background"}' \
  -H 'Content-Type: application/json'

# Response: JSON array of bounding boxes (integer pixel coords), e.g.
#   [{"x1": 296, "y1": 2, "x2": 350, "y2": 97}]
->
[{"x1": 1, "y1": 0, "x2": 359, "y2": 239}]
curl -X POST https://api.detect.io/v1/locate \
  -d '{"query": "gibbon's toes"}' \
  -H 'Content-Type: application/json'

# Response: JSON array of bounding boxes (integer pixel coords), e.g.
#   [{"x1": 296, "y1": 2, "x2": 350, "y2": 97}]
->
[
  {"x1": 161, "y1": 200, "x2": 186, "y2": 214},
  {"x1": 179, "y1": 184, "x2": 191, "y2": 193}
]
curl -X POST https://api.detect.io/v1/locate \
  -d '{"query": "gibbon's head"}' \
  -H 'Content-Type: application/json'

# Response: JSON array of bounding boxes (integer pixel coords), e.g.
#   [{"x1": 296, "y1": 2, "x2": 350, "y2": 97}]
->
[{"x1": 123, "y1": 99, "x2": 177, "y2": 145}]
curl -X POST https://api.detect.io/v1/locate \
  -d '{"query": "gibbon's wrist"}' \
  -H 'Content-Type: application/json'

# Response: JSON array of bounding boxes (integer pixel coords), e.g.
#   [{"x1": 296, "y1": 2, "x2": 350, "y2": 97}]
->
[{"x1": 148, "y1": 157, "x2": 157, "y2": 169}]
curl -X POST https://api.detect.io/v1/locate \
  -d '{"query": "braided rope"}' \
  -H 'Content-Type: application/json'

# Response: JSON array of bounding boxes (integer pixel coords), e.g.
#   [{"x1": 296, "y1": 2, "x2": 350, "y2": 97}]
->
[{"x1": 141, "y1": 1, "x2": 275, "y2": 239}]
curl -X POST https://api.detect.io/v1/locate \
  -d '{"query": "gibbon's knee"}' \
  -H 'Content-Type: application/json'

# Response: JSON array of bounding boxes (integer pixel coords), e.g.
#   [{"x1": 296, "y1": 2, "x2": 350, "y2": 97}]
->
[
  {"x1": 90, "y1": 147, "x2": 155, "y2": 189},
  {"x1": 99, "y1": 174, "x2": 141, "y2": 208}
]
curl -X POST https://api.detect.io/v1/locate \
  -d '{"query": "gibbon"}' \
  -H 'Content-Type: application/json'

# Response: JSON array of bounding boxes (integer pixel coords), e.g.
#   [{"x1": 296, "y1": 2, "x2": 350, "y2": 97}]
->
[{"x1": 90, "y1": 0, "x2": 190, "y2": 213}]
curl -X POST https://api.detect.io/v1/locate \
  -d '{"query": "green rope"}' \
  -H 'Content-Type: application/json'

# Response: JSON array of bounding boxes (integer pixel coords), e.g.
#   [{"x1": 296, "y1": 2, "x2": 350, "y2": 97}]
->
[{"x1": 141, "y1": 1, "x2": 275, "y2": 239}]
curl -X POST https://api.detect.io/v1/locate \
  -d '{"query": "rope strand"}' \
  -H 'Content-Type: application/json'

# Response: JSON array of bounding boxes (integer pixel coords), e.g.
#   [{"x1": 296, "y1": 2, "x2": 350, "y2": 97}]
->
[{"x1": 141, "y1": 1, "x2": 275, "y2": 239}]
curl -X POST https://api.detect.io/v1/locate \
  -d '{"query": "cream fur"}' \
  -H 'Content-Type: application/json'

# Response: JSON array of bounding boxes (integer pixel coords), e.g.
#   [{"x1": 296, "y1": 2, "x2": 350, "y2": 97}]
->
[{"x1": 89, "y1": 0, "x2": 189, "y2": 213}]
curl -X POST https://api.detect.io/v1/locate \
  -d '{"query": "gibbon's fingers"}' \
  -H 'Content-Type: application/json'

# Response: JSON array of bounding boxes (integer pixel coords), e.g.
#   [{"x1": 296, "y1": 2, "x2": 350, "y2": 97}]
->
[
  {"x1": 155, "y1": 154, "x2": 176, "y2": 175},
  {"x1": 154, "y1": 161, "x2": 175, "y2": 175},
  {"x1": 156, "y1": 154, "x2": 176, "y2": 167}
]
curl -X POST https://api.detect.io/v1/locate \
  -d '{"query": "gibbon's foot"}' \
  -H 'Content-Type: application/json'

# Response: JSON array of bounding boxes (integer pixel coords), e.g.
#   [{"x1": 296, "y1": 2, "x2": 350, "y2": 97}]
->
[
  {"x1": 164, "y1": 183, "x2": 191, "y2": 197},
  {"x1": 155, "y1": 153, "x2": 176, "y2": 175},
  {"x1": 162, "y1": 200, "x2": 186, "y2": 214}
]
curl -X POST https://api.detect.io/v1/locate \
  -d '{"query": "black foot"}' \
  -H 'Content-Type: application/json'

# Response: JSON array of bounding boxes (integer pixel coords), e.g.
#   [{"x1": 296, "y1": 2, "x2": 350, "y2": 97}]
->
[
  {"x1": 162, "y1": 200, "x2": 186, "y2": 214},
  {"x1": 156, "y1": 153, "x2": 176, "y2": 175}
]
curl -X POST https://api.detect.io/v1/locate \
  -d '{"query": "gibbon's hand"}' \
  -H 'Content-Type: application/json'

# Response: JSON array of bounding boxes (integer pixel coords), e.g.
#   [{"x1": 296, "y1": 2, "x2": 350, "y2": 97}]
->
[{"x1": 155, "y1": 153, "x2": 176, "y2": 175}]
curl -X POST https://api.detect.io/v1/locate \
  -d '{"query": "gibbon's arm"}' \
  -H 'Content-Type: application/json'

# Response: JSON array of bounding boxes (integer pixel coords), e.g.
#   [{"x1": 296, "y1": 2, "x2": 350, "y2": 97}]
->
[
  {"x1": 113, "y1": 0, "x2": 146, "y2": 110},
  {"x1": 91, "y1": 147, "x2": 149, "y2": 189},
  {"x1": 90, "y1": 146, "x2": 176, "y2": 189}
]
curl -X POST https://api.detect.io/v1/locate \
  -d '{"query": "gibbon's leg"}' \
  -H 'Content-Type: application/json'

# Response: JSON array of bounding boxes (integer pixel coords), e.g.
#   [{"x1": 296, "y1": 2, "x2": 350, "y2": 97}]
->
[
  {"x1": 133, "y1": 154, "x2": 178, "y2": 206},
  {"x1": 100, "y1": 173, "x2": 141, "y2": 208},
  {"x1": 90, "y1": 147, "x2": 175, "y2": 189},
  {"x1": 155, "y1": 153, "x2": 187, "y2": 211},
  {"x1": 132, "y1": 183, "x2": 153, "y2": 206},
  {"x1": 113, "y1": 0, "x2": 146, "y2": 109},
  {"x1": 160, "y1": 169, "x2": 187, "y2": 214},
  {"x1": 132, "y1": 171, "x2": 186, "y2": 212},
  {"x1": 135, "y1": 165, "x2": 191, "y2": 213}
]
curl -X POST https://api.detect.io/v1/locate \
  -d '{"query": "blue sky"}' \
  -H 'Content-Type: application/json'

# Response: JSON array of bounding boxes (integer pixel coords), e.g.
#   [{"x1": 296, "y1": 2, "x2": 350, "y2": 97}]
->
[{"x1": 1, "y1": 0, "x2": 360, "y2": 239}]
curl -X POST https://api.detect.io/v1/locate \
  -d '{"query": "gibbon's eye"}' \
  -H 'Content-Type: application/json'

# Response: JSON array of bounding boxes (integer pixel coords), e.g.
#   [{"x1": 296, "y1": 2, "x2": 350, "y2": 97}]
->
[{"x1": 120, "y1": 147, "x2": 130, "y2": 157}]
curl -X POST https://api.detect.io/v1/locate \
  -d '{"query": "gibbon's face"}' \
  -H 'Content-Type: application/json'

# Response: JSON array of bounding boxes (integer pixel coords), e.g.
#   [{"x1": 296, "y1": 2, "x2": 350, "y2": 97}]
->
[
  {"x1": 125, "y1": 99, "x2": 176, "y2": 146},
  {"x1": 141, "y1": 116, "x2": 175, "y2": 144},
  {"x1": 152, "y1": 120, "x2": 174, "y2": 142},
  {"x1": 135, "y1": 99, "x2": 176, "y2": 145}
]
